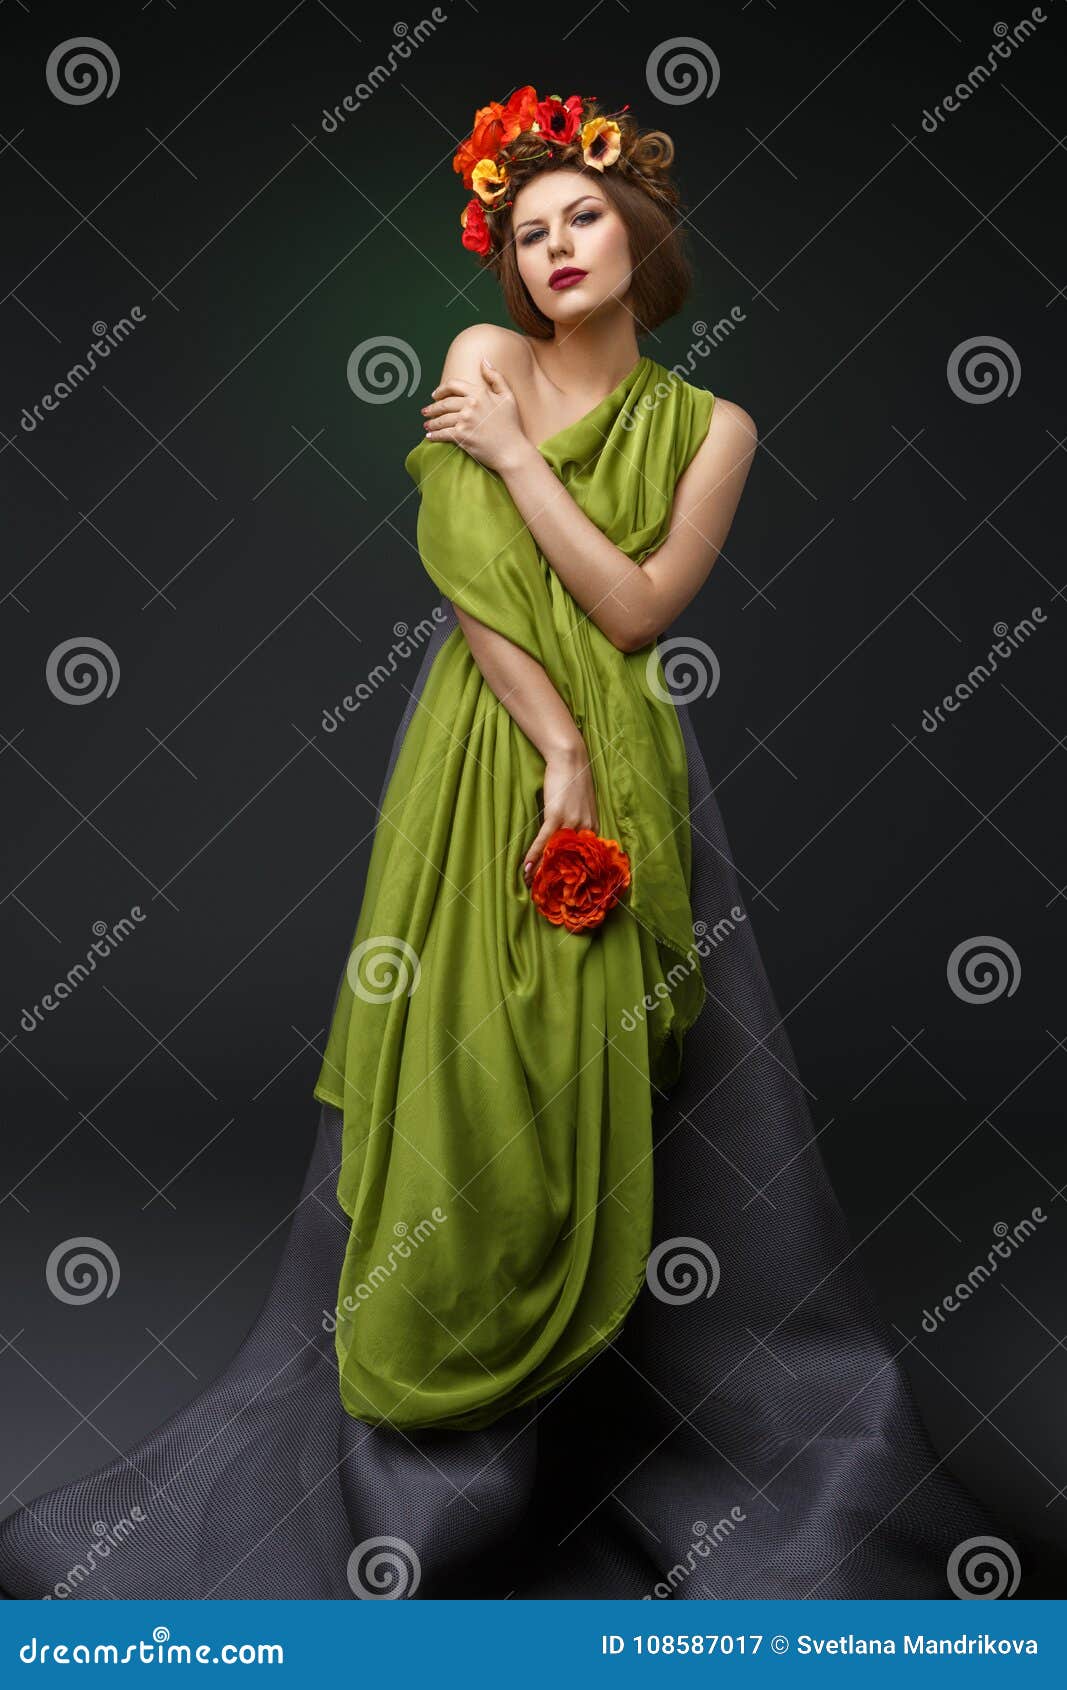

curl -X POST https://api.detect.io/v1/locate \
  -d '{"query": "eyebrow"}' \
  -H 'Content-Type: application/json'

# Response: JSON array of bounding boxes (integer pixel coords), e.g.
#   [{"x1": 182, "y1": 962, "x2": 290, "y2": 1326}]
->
[{"x1": 514, "y1": 195, "x2": 603, "y2": 231}]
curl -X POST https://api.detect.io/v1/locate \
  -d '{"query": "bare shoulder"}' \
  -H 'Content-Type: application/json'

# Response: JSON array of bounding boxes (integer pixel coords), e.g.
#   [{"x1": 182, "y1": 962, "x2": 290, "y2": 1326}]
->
[
  {"x1": 704, "y1": 395, "x2": 758, "y2": 457},
  {"x1": 679, "y1": 394, "x2": 758, "y2": 485},
  {"x1": 438, "y1": 323, "x2": 532, "y2": 386}
]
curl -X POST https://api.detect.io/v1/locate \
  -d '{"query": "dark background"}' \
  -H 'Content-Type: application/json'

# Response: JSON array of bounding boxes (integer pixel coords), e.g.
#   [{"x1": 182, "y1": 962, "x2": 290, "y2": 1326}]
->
[{"x1": 2, "y1": 2, "x2": 1064, "y2": 1590}]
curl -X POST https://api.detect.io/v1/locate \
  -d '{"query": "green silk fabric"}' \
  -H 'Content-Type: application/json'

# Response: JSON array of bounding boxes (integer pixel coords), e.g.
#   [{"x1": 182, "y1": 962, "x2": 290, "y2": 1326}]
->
[{"x1": 313, "y1": 355, "x2": 715, "y2": 1430}]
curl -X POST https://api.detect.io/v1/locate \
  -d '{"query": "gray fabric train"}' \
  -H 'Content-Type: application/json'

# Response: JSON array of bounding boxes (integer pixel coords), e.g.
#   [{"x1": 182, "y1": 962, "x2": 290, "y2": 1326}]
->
[{"x1": 0, "y1": 598, "x2": 1002, "y2": 1600}]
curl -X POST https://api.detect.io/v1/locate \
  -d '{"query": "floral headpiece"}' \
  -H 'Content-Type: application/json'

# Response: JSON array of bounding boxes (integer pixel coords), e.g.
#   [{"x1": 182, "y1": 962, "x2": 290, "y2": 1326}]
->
[{"x1": 453, "y1": 84, "x2": 628, "y2": 258}]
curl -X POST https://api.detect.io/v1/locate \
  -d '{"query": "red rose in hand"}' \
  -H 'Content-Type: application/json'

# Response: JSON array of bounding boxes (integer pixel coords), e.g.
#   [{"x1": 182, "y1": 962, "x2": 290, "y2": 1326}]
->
[{"x1": 529, "y1": 828, "x2": 631, "y2": 934}]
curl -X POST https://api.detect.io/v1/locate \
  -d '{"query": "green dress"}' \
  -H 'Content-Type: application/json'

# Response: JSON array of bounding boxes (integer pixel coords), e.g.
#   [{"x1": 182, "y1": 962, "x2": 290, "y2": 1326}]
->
[{"x1": 313, "y1": 355, "x2": 715, "y2": 1431}]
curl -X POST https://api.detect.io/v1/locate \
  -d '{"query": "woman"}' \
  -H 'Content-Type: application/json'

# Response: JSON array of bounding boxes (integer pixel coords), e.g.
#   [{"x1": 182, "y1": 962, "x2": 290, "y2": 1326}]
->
[{"x1": 0, "y1": 85, "x2": 1004, "y2": 1600}]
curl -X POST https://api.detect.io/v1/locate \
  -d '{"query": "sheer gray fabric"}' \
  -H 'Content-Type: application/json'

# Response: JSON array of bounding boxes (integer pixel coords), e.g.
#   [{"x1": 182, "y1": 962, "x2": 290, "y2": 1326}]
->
[{"x1": 0, "y1": 600, "x2": 999, "y2": 1600}]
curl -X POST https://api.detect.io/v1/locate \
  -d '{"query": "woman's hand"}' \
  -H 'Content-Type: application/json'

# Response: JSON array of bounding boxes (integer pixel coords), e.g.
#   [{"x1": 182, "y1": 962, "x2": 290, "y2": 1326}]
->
[
  {"x1": 422, "y1": 357, "x2": 531, "y2": 474},
  {"x1": 522, "y1": 739, "x2": 599, "y2": 887}
]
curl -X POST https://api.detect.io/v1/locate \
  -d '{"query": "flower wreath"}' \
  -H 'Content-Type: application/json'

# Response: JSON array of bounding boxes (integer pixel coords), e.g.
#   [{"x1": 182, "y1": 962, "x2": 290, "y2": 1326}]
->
[{"x1": 453, "y1": 84, "x2": 630, "y2": 258}]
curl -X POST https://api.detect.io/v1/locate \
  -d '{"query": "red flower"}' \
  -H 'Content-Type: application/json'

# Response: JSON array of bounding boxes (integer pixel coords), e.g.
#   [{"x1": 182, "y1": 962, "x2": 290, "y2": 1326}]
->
[
  {"x1": 535, "y1": 93, "x2": 584, "y2": 146},
  {"x1": 529, "y1": 828, "x2": 631, "y2": 934},
  {"x1": 460, "y1": 197, "x2": 491, "y2": 256},
  {"x1": 453, "y1": 84, "x2": 539, "y2": 190}
]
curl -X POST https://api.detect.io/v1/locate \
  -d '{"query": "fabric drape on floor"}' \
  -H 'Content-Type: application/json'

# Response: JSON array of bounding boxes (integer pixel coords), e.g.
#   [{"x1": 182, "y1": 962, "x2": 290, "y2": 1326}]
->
[{"x1": 0, "y1": 599, "x2": 1003, "y2": 1600}]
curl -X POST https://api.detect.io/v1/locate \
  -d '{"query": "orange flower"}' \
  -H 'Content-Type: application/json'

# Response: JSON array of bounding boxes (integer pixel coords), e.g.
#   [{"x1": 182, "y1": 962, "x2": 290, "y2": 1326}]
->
[
  {"x1": 471, "y1": 156, "x2": 509, "y2": 206},
  {"x1": 453, "y1": 84, "x2": 539, "y2": 189},
  {"x1": 580, "y1": 115, "x2": 622, "y2": 171},
  {"x1": 460, "y1": 197, "x2": 491, "y2": 255},
  {"x1": 529, "y1": 828, "x2": 631, "y2": 934}
]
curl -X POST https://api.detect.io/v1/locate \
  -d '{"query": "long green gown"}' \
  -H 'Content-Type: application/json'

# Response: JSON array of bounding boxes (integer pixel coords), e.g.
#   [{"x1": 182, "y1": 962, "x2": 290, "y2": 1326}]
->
[{"x1": 313, "y1": 354, "x2": 715, "y2": 1431}]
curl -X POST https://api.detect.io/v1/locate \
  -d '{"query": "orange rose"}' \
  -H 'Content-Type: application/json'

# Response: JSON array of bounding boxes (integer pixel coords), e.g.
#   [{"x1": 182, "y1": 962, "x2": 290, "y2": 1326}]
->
[
  {"x1": 453, "y1": 85, "x2": 539, "y2": 189},
  {"x1": 529, "y1": 828, "x2": 631, "y2": 934}
]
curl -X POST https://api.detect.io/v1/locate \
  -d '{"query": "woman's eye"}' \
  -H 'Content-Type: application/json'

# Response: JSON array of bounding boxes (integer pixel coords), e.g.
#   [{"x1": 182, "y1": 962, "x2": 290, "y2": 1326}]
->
[{"x1": 521, "y1": 211, "x2": 600, "y2": 246}]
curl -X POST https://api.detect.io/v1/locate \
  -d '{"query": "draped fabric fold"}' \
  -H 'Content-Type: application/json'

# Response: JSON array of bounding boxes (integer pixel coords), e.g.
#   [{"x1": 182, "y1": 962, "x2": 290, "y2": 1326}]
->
[{"x1": 313, "y1": 355, "x2": 715, "y2": 1432}]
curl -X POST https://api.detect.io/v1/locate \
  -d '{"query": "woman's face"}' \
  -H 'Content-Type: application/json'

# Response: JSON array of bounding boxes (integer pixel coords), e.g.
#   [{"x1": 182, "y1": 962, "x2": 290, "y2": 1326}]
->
[{"x1": 512, "y1": 170, "x2": 633, "y2": 325}]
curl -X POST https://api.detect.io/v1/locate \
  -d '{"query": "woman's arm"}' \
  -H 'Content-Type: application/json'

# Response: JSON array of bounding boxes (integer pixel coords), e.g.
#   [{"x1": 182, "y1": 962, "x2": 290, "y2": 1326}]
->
[
  {"x1": 422, "y1": 327, "x2": 757, "y2": 653},
  {"x1": 451, "y1": 603, "x2": 599, "y2": 876},
  {"x1": 494, "y1": 397, "x2": 758, "y2": 653}
]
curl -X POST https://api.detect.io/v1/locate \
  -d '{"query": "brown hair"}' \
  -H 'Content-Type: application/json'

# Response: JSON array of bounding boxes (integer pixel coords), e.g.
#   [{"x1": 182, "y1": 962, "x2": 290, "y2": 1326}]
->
[{"x1": 476, "y1": 112, "x2": 693, "y2": 339}]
